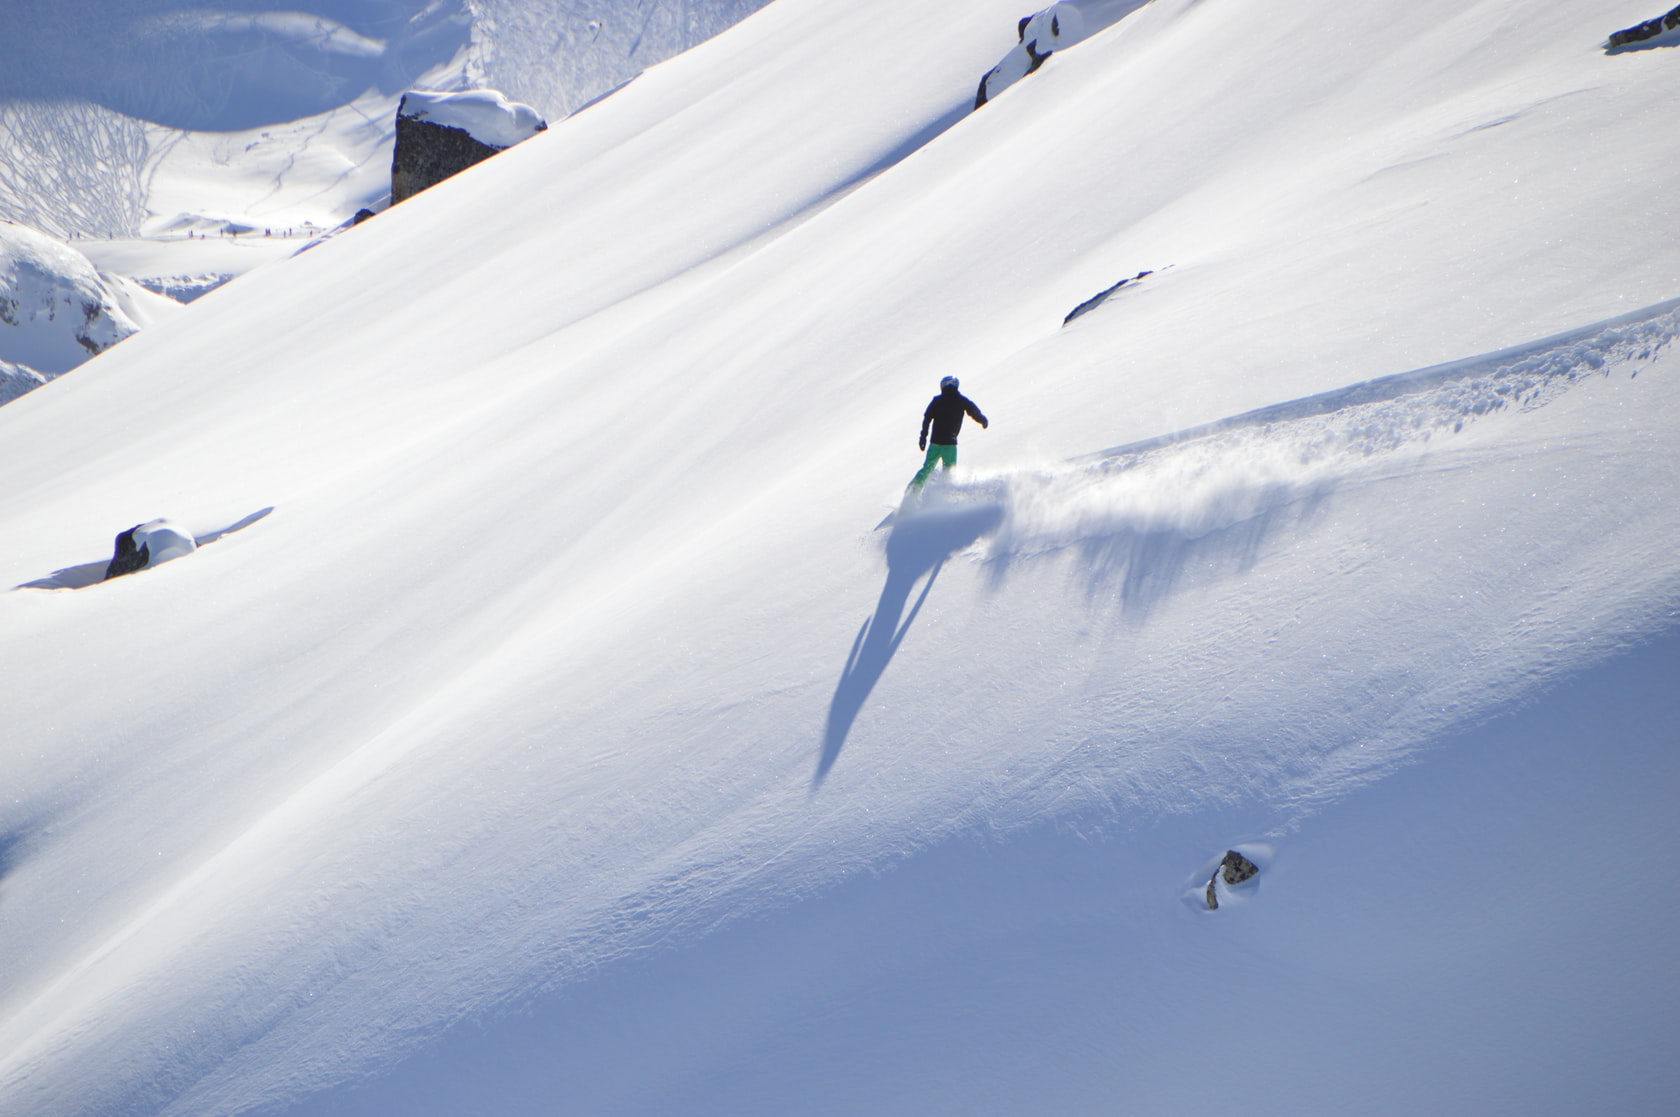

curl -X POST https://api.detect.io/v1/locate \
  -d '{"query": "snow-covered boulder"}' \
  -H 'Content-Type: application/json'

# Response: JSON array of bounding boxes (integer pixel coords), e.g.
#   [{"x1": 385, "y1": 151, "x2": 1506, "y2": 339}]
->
[
  {"x1": 391, "y1": 90, "x2": 548, "y2": 204},
  {"x1": 976, "y1": 4, "x2": 1087, "y2": 109},
  {"x1": 104, "y1": 519, "x2": 198, "y2": 581},
  {"x1": 0, "y1": 220, "x2": 179, "y2": 404}
]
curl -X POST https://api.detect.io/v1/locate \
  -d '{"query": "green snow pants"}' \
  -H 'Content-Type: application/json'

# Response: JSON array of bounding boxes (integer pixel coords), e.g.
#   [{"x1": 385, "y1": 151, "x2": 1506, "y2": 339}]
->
[{"x1": 910, "y1": 443, "x2": 957, "y2": 488}]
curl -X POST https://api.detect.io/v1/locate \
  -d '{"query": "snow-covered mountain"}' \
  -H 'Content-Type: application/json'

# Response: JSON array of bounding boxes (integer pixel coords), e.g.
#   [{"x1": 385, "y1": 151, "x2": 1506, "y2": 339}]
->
[
  {"x1": 0, "y1": 221, "x2": 180, "y2": 402},
  {"x1": 0, "y1": 0, "x2": 774, "y2": 241},
  {"x1": 2, "y1": 1, "x2": 1678, "y2": 1115}
]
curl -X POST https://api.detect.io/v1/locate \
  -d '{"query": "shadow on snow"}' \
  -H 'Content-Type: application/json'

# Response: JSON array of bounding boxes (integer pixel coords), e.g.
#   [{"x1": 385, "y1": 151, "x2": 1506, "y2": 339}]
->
[{"x1": 814, "y1": 501, "x2": 1002, "y2": 788}]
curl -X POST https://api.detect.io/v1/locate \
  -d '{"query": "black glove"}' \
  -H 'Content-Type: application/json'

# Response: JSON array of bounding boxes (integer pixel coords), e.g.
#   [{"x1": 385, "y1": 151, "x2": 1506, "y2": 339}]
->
[{"x1": 918, "y1": 434, "x2": 927, "y2": 451}]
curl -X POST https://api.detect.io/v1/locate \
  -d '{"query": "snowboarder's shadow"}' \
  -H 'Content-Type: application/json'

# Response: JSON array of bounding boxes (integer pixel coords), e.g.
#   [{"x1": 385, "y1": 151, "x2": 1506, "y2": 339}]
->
[
  {"x1": 16, "y1": 506, "x2": 274, "y2": 590},
  {"x1": 815, "y1": 502, "x2": 1002, "y2": 787}
]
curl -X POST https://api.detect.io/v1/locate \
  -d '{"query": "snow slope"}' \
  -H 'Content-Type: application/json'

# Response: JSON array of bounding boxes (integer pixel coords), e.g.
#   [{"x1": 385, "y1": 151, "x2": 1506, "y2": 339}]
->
[{"x1": 1, "y1": 1, "x2": 1678, "y2": 1114}]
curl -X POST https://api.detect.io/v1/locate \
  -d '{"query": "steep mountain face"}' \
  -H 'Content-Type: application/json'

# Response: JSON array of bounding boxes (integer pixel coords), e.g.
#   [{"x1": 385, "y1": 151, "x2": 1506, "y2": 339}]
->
[
  {"x1": 0, "y1": 221, "x2": 178, "y2": 400},
  {"x1": 0, "y1": 360, "x2": 47, "y2": 406}
]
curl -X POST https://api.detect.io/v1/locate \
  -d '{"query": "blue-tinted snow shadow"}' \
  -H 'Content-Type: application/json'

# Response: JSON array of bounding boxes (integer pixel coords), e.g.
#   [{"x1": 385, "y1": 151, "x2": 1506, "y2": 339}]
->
[
  {"x1": 980, "y1": 473, "x2": 1334, "y2": 624},
  {"x1": 0, "y1": 829, "x2": 27, "y2": 888},
  {"x1": 814, "y1": 502, "x2": 1003, "y2": 788},
  {"x1": 852, "y1": 103, "x2": 971, "y2": 181},
  {"x1": 279, "y1": 627, "x2": 1680, "y2": 1117},
  {"x1": 1073, "y1": 485, "x2": 1332, "y2": 620},
  {"x1": 193, "y1": 505, "x2": 275, "y2": 546}
]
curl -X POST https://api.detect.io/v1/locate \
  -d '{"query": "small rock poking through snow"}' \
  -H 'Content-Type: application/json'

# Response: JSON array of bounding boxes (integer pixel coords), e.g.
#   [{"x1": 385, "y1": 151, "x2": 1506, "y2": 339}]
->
[
  {"x1": 975, "y1": 4, "x2": 1087, "y2": 108},
  {"x1": 104, "y1": 519, "x2": 198, "y2": 581},
  {"x1": 1607, "y1": 4, "x2": 1680, "y2": 48},
  {"x1": 1205, "y1": 850, "x2": 1261, "y2": 911}
]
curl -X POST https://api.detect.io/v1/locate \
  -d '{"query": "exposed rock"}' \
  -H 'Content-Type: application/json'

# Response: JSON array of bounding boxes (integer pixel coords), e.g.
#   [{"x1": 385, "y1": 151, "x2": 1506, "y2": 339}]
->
[
  {"x1": 105, "y1": 526, "x2": 149, "y2": 580},
  {"x1": 1608, "y1": 4, "x2": 1680, "y2": 48},
  {"x1": 1221, "y1": 849, "x2": 1260, "y2": 886},
  {"x1": 391, "y1": 90, "x2": 548, "y2": 204},
  {"x1": 1064, "y1": 270, "x2": 1153, "y2": 326},
  {"x1": 976, "y1": 4, "x2": 1087, "y2": 109},
  {"x1": 104, "y1": 519, "x2": 197, "y2": 581},
  {"x1": 1204, "y1": 849, "x2": 1261, "y2": 911}
]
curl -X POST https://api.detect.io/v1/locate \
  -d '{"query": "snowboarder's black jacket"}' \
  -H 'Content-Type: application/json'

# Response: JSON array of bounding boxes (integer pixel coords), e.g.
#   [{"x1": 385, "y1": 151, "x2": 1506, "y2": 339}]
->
[{"x1": 921, "y1": 385, "x2": 988, "y2": 445}]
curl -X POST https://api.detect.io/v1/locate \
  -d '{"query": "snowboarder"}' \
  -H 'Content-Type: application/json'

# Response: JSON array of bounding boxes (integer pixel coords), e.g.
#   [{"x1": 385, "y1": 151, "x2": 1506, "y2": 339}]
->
[{"x1": 910, "y1": 376, "x2": 988, "y2": 489}]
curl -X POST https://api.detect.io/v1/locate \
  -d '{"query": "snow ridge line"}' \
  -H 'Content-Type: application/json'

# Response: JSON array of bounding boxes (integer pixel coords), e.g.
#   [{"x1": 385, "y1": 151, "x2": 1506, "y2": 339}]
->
[
  {"x1": 1088, "y1": 295, "x2": 1680, "y2": 464},
  {"x1": 938, "y1": 296, "x2": 1680, "y2": 567}
]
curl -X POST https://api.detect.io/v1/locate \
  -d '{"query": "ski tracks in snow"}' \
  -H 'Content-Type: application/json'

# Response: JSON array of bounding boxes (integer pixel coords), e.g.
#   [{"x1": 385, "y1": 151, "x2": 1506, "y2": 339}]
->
[{"x1": 920, "y1": 296, "x2": 1680, "y2": 602}]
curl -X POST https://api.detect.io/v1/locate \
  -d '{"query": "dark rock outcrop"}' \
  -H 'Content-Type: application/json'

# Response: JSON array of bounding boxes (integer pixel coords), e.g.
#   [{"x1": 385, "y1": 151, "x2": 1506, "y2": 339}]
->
[
  {"x1": 105, "y1": 525, "x2": 150, "y2": 580},
  {"x1": 390, "y1": 91, "x2": 548, "y2": 204},
  {"x1": 1063, "y1": 270, "x2": 1153, "y2": 326},
  {"x1": 392, "y1": 112, "x2": 504, "y2": 204},
  {"x1": 975, "y1": 4, "x2": 1086, "y2": 109},
  {"x1": 1609, "y1": 4, "x2": 1680, "y2": 47},
  {"x1": 1204, "y1": 849, "x2": 1260, "y2": 911},
  {"x1": 103, "y1": 519, "x2": 197, "y2": 581}
]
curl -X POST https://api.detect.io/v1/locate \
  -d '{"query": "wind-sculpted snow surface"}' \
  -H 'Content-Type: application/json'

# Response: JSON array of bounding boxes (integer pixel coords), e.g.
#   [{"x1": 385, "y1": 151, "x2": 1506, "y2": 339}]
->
[
  {"x1": 984, "y1": 297, "x2": 1680, "y2": 586},
  {"x1": 35, "y1": 300, "x2": 1665, "y2": 1117},
  {"x1": 815, "y1": 301, "x2": 1680, "y2": 819}
]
